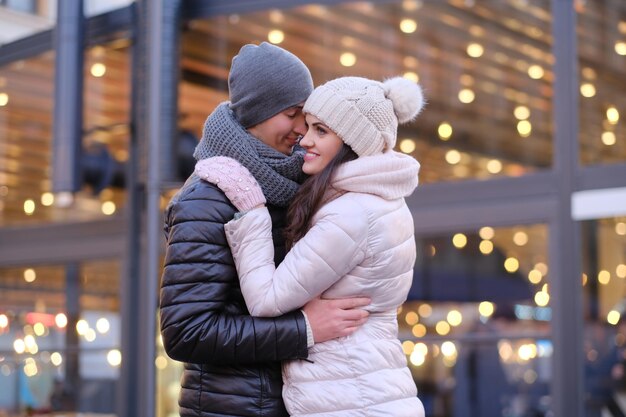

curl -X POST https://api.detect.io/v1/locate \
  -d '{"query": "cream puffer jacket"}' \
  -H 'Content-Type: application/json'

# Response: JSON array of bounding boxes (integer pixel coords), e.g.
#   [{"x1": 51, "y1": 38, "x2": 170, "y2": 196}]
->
[{"x1": 225, "y1": 151, "x2": 425, "y2": 417}]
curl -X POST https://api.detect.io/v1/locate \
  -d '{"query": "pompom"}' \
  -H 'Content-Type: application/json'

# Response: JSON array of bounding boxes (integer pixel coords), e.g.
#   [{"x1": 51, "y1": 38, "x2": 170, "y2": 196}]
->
[{"x1": 383, "y1": 77, "x2": 425, "y2": 124}]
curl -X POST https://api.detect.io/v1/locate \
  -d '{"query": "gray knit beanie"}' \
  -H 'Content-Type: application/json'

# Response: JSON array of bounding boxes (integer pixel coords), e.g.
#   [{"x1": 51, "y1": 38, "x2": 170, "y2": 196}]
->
[
  {"x1": 303, "y1": 77, "x2": 425, "y2": 156},
  {"x1": 228, "y1": 42, "x2": 314, "y2": 128}
]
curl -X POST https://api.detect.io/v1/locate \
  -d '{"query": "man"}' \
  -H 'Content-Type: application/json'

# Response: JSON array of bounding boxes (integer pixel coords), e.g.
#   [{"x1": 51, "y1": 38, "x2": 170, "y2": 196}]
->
[{"x1": 160, "y1": 42, "x2": 369, "y2": 417}]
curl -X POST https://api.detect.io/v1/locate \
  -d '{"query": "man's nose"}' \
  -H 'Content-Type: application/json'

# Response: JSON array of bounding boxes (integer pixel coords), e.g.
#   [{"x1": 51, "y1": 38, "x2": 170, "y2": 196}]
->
[{"x1": 293, "y1": 114, "x2": 307, "y2": 136}]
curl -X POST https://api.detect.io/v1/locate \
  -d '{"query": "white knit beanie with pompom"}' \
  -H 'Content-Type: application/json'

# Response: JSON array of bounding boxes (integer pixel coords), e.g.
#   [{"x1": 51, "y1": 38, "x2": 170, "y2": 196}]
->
[{"x1": 302, "y1": 76, "x2": 424, "y2": 156}]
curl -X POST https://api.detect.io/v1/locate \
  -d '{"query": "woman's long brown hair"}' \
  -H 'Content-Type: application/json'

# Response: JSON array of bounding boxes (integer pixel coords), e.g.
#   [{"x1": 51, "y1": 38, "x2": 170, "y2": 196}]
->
[{"x1": 284, "y1": 144, "x2": 358, "y2": 249}]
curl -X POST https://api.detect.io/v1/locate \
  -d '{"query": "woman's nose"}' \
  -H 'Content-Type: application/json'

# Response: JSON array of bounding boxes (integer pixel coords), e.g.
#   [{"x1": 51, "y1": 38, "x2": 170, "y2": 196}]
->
[{"x1": 299, "y1": 132, "x2": 313, "y2": 147}]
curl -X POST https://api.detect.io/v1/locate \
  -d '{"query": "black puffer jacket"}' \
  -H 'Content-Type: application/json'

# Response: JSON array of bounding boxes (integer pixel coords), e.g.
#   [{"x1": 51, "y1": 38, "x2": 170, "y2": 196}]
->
[{"x1": 160, "y1": 175, "x2": 309, "y2": 417}]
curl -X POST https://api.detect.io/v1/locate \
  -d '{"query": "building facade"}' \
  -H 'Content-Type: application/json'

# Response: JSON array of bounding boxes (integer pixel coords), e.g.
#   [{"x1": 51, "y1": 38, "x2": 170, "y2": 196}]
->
[{"x1": 0, "y1": 1, "x2": 625, "y2": 416}]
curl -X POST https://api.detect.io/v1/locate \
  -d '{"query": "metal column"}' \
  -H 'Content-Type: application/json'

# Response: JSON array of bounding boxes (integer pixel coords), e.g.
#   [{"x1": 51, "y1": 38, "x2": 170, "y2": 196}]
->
[
  {"x1": 118, "y1": 1, "x2": 181, "y2": 416},
  {"x1": 52, "y1": 0, "x2": 84, "y2": 193},
  {"x1": 550, "y1": 0, "x2": 584, "y2": 415}
]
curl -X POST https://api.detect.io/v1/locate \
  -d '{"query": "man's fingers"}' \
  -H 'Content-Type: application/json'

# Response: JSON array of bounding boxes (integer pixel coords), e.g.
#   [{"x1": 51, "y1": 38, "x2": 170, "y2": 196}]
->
[
  {"x1": 331, "y1": 297, "x2": 371, "y2": 310},
  {"x1": 342, "y1": 308, "x2": 369, "y2": 321}
]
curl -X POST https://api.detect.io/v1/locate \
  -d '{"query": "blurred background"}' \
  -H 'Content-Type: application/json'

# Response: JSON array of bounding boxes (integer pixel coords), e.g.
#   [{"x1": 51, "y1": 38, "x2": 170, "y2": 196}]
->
[{"x1": 0, "y1": 0, "x2": 625, "y2": 416}]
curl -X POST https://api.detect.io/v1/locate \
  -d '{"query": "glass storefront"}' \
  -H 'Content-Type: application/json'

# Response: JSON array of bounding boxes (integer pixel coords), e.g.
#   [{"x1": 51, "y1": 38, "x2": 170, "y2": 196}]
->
[
  {"x1": 0, "y1": 260, "x2": 121, "y2": 415},
  {"x1": 577, "y1": 1, "x2": 626, "y2": 166},
  {"x1": 401, "y1": 224, "x2": 550, "y2": 416},
  {"x1": 0, "y1": 38, "x2": 130, "y2": 227},
  {"x1": 582, "y1": 217, "x2": 626, "y2": 417}
]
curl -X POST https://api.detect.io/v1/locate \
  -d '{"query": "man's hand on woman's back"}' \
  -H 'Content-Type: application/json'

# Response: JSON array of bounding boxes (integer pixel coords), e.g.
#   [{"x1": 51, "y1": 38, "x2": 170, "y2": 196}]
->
[{"x1": 304, "y1": 297, "x2": 370, "y2": 343}]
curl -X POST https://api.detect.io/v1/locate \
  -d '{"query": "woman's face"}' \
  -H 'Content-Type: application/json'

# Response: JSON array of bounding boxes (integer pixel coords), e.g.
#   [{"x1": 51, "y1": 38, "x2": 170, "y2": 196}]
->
[
  {"x1": 246, "y1": 104, "x2": 307, "y2": 155},
  {"x1": 300, "y1": 114, "x2": 344, "y2": 175}
]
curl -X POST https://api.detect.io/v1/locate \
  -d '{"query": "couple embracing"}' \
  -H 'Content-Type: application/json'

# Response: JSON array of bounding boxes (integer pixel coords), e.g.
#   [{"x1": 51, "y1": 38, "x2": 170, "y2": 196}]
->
[{"x1": 160, "y1": 42, "x2": 426, "y2": 417}]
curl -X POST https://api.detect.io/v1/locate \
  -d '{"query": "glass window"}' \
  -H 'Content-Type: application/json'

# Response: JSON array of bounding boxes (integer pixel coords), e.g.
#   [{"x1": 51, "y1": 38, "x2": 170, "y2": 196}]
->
[
  {"x1": 578, "y1": 2, "x2": 626, "y2": 166},
  {"x1": 0, "y1": 38, "x2": 130, "y2": 227},
  {"x1": 179, "y1": 0, "x2": 554, "y2": 184},
  {"x1": 581, "y1": 217, "x2": 626, "y2": 417},
  {"x1": 404, "y1": 224, "x2": 550, "y2": 416},
  {"x1": 0, "y1": 260, "x2": 121, "y2": 415}
]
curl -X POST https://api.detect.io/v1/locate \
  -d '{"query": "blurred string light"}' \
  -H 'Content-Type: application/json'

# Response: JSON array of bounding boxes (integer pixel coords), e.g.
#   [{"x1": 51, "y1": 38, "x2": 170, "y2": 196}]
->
[
  {"x1": 479, "y1": 240, "x2": 493, "y2": 255},
  {"x1": 598, "y1": 270, "x2": 611, "y2": 285},
  {"x1": 580, "y1": 82, "x2": 596, "y2": 98},
  {"x1": 535, "y1": 284, "x2": 550, "y2": 307},
  {"x1": 402, "y1": 0, "x2": 421, "y2": 12},
  {"x1": 90, "y1": 63, "x2": 106, "y2": 77},
  {"x1": 616, "y1": 264, "x2": 626, "y2": 279},
  {"x1": 517, "y1": 120, "x2": 532, "y2": 137},
  {"x1": 399, "y1": 138, "x2": 416, "y2": 154},
  {"x1": 267, "y1": 29, "x2": 284, "y2": 44},
  {"x1": 602, "y1": 131, "x2": 616, "y2": 146},
  {"x1": 527, "y1": 65, "x2": 544, "y2": 79},
  {"x1": 402, "y1": 340, "x2": 415, "y2": 354},
  {"x1": 615, "y1": 41, "x2": 626, "y2": 56},
  {"x1": 535, "y1": 262, "x2": 548, "y2": 276},
  {"x1": 399, "y1": 18, "x2": 417, "y2": 33},
  {"x1": 528, "y1": 269, "x2": 542, "y2": 284},
  {"x1": 478, "y1": 301, "x2": 494, "y2": 317},
  {"x1": 24, "y1": 358, "x2": 38, "y2": 377},
  {"x1": 466, "y1": 43, "x2": 484, "y2": 58},
  {"x1": 23, "y1": 268, "x2": 36, "y2": 283},
  {"x1": 608, "y1": 310, "x2": 621, "y2": 325},
  {"x1": 514, "y1": 105, "x2": 530, "y2": 120},
  {"x1": 479, "y1": 227, "x2": 494, "y2": 240},
  {"x1": 418, "y1": 303, "x2": 432, "y2": 317},
  {"x1": 33, "y1": 323, "x2": 46, "y2": 336},
  {"x1": 452, "y1": 233, "x2": 467, "y2": 248},
  {"x1": 96, "y1": 317, "x2": 110, "y2": 334},
  {"x1": 0, "y1": 92, "x2": 8, "y2": 106},
  {"x1": 13, "y1": 338, "x2": 25, "y2": 354},
  {"x1": 76, "y1": 319, "x2": 89, "y2": 335},
  {"x1": 23, "y1": 199, "x2": 35, "y2": 215},
  {"x1": 403, "y1": 71, "x2": 419, "y2": 82},
  {"x1": 55, "y1": 313, "x2": 67, "y2": 328},
  {"x1": 51, "y1": 352, "x2": 63, "y2": 366},
  {"x1": 441, "y1": 341, "x2": 457, "y2": 357},
  {"x1": 101, "y1": 201, "x2": 116, "y2": 215},
  {"x1": 340, "y1": 52, "x2": 356, "y2": 67},
  {"x1": 447, "y1": 310, "x2": 463, "y2": 326},
  {"x1": 107, "y1": 349, "x2": 122, "y2": 367},
  {"x1": 412, "y1": 323, "x2": 426, "y2": 337},
  {"x1": 155, "y1": 356, "x2": 168, "y2": 370},
  {"x1": 403, "y1": 56, "x2": 418, "y2": 68},
  {"x1": 435, "y1": 321, "x2": 450, "y2": 335},
  {"x1": 445, "y1": 149, "x2": 461, "y2": 165},
  {"x1": 405, "y1": 311, "x2": 419, "y2": 325},
  {"x1": 606, "y1": 106, "x2": 619, "y2": 124},
  {"x1": 486, "y1": 159, "x2": 502, "y2": 174},
  {"x1": 269, "y1": 10, "x2": 284, "y2": 23},
  {"x1": 513, "y1": 231, "x2": 528, "y2": 246},
  {"x1": 616, "y1": 222, "x2": 626, "y2": 235},
  {"x1": 438, "y1": 122, "x2": 453, "y2": 140},
  {"x1": 410, "y1": 347, "x2": 426, "y2": 366},
  {"x1": 504, "y1": 257, "x2": 519, "y2": 273},
  {"x1": 458, "y1": 88, "x2": 475, "y2": 103},
  {"x1": 0, "y1": 314, "x2": 8, "y2": 328},
  {"x1": 41, "y1": 192, "x2": 54, "y2": 206}
]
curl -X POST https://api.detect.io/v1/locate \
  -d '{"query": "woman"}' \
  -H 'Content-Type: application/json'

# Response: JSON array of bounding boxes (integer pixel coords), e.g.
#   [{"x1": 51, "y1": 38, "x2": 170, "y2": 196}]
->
[{"x1": 195, "y1": 76, "x2": 426, "y2": 417}]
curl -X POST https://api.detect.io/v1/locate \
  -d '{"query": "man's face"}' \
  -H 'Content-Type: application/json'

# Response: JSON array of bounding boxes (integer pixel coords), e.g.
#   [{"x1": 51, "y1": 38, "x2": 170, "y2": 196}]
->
[{"x1": 247, "y1": 104, "x2": 307, "y2": 155}]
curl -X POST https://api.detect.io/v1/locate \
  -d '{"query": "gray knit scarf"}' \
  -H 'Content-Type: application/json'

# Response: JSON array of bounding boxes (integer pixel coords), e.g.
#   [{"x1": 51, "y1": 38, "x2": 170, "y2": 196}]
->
[{"x1": 193, "y1": 102, "x2": 306, "y2": 207}]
